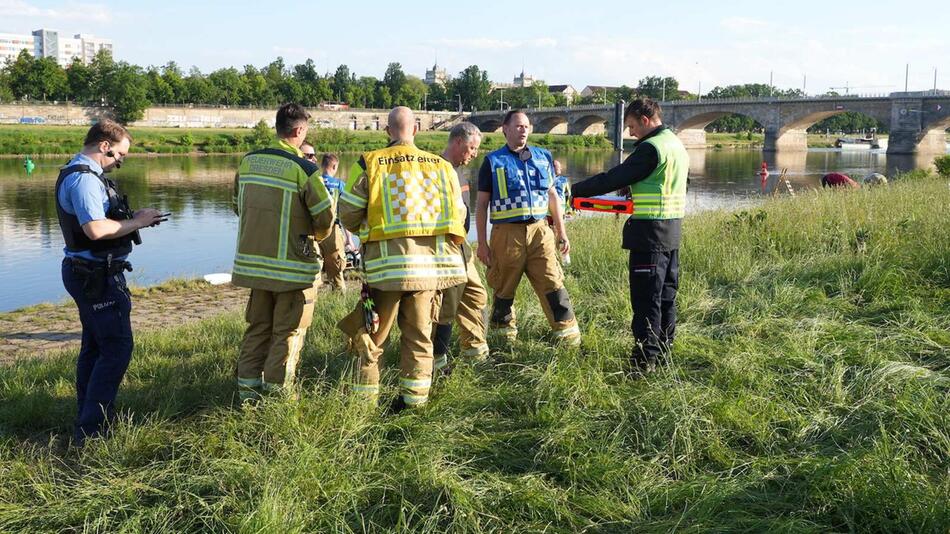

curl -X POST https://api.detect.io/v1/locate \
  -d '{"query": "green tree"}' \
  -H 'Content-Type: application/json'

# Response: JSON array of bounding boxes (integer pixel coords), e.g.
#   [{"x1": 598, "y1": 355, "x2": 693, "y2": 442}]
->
[
  {"x1": 66, "y1": 58, "x2": 93, "y2": 102},
  {"x1": 161, "y1": 61, "x2": 186, "y2": 104},
  {"x1": 637, "y1": 76, "x2": 679, "y2": 100},
  {"x1": 396, "y1": 76, "x2": 427, "y2": 109},
  {"x1": 449, "y1": 65, "x2": 491, "y2": 112},
  {"x1": 209, "y1": 67, "x2": 247, "y2": 105},
  {"x1": 34, "y1": 57, "x2": 69, "y2": 101},
  {"x1": 373, "y1": 84, "x2": 392, "y2": 109},
  {"x1": 332, "y1": 64, "x2": 352, "y2": 103},
  {"x1": 88, "y1": 50, "x2": 116, "y2": 104},
  {"x1": 6, "y1": 50, "x2": 35, "y2": 99},
  {"x1": 146, "y1": 67, "x2": 174, "y2": 104},
  {"x1": 0, "y1": 68, "x2": 12, "y2": 102},
  {"x1": 184, "y1": 67, "x2": 218, "y2": 104},
  {"x1": 426, "y1": 82, "x2": 448, "y2": 111},
  {"x1": 383, "y1": 62, "x2": 407, "y2": 103},
  {"x1": 107, "y1": 63, "x2": 151, "y2": 124},
  {"x1": 242, "y1": 65, "x2": 273, "y2": 106}
]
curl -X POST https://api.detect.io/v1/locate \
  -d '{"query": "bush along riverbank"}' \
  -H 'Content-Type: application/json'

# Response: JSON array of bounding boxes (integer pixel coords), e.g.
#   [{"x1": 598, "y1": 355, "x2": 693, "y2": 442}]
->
[
  {"x1": 0, "y1": 174, "x2": 947, "y2": 531},
  {"x1": 0, "y1": 124, "x2": 613, "y2": 157}
]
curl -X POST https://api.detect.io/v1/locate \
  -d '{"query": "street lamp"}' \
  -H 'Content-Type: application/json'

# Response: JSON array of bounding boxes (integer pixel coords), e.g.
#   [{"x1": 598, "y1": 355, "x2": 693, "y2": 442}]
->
[
  {"x1": 455, "y1": 93, "x2": 462, "y2": 113},
  {"x1": 498, "y1": 88, "x2": 505, "y2": 111}
]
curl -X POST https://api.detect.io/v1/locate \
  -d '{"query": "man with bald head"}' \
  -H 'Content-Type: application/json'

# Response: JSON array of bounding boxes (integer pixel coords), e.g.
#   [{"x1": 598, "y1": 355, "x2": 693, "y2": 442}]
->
[{"x1": 338, "y1": 106, "x2": 467, "y2": 413}]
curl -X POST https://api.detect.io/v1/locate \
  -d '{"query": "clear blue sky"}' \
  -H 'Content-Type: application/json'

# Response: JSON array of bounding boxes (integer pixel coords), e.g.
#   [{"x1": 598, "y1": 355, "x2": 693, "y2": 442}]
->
[{"x1": 3, "y1": 0, "x2": 948, "y2": 95}]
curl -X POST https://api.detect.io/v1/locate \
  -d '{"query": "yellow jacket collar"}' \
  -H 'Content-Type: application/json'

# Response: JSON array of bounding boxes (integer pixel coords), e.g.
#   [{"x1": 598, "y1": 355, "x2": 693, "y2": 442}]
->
[{"x1": 271, "y1": 138, "x2": 303, "y2": 157}]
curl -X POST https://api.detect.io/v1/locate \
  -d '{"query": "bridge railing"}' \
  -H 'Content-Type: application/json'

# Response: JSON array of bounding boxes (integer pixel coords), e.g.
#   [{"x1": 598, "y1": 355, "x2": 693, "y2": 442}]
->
[{"x1": 469, "y1": 93, "x2": 902, "y2": 117}]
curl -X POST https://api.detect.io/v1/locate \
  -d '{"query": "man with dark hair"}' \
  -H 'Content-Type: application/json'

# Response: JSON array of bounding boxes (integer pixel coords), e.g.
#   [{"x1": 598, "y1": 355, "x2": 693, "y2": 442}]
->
[
  {"x1": 432, "y1": 122, "x2": 489, "y2": 375},
  {"x1": 475, "y1": 110, "x2": 581, "y2": 346},
  {"x1": 232, "y1": 103, "x2": 334, "y2": 402},
  {"x1": 571, "y1": 97, "x2": 689, "y2": 374},
  {"x1": 56, "y1": 118, "x2": 166, "y2": 444}
]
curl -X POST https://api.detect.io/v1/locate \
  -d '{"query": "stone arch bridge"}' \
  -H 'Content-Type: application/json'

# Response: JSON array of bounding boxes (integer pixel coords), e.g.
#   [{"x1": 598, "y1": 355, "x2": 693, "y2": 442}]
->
[{"x1": 466, "y1": 92, "x2": 950, "y2": 154}]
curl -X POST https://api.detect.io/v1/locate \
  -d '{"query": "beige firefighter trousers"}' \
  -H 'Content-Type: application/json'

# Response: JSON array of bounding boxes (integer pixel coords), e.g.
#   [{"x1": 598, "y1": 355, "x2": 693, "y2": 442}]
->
[
  {"x1": 433, "y1": 240, "x2": 488, "y2": 366},
  {"x1": 237, "y1": 286, "x2": 316, "y2": 400},
  {"x1": 318, "y1": 225, "x2": 347, "y2": 290},
  {"x1": 339, "y1": 289, "x2": 440, "y2": 406},
  {"x1": 486, "y1": 220, "x2": 580, "y2": 342}
]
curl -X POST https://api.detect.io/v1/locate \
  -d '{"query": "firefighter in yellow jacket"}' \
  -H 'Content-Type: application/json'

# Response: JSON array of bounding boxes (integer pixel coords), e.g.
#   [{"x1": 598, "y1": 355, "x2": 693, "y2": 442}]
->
[
  {"x1": 338, "y1": 106, "x2": 466, "y2": 413},
  {"x1": 232, "y1": 103, "x2": 334, "y2": 402}
]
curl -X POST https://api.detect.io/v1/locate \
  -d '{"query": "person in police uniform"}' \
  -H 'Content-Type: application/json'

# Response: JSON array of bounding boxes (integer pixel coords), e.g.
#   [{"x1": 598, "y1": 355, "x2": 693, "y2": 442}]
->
[
  {"x1": 431, "y1": 122, "x2": 489, "y2": 376},
  {"x1": 56, "y1": 119, "x2": 166, "y2": 444},
  {"x1": 570, "y1": 98, "x2": 688, "y2": 374},
  {"x1": 232, "y1": 103, "x2": 335, "y2": 402},
  {"x1": 337, "y1": 106, "x2": 467, "y2": 413},
  {"x1": 474, "y1": 110, "x2": 581, "y2": 345}
]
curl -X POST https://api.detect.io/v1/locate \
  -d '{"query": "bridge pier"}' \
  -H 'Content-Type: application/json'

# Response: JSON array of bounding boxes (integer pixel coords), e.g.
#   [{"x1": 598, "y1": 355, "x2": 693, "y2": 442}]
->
[
  {"x1": 764, "y1": 128, "x2": 807, "y2": 152},
  {"x1": 676, "y1": 128, "x2": 706, "y2": 149},
  {"x1": 887, "y1": 129, "x2": 946, "y2": 154}
]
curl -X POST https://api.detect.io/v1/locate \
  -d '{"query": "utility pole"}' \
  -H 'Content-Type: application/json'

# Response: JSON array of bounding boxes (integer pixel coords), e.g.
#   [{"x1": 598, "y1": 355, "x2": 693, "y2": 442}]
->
[
  {"x1": 803, "y1": 74, "x2": 807, "y2": 95},
  {"x1": 769, "y1": 71, "x2": 774, "y2": 97},
  {"x1": 499, "y1": 89, "x2": 505, "y2": 111},
  {"x1": 603, "y1": 87, "x2": 607, "y2": 105},
  {"x1": 935, "y1": 67, "x2": 938, "y2": 94},
  {"x1": 905, "y1": 63, "x2": 909, "y2": 92},
  {"x1": 698, "y1": 80, "x2": 702, "y2": 102},
  {"x1": 661, "y1": 77, "x2": 666, "y2": 101}
]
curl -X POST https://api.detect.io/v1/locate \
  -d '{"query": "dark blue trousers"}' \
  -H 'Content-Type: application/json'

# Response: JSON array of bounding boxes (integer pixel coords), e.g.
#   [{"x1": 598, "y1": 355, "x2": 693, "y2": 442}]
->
[
  {"x1": 628, "y1": 250, "x2": 679, "y2": 363},
  {"x1": 61, "y1": 259, "x2": 134, "y2": 443}
]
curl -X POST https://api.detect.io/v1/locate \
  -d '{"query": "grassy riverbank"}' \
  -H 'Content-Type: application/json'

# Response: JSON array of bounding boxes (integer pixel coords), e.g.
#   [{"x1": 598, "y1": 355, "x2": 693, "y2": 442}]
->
[
  {"x1": 0, "y1": 125, "x2": 612, "y2": 157},
  {"x1": 0, "y1": 175, "x2": 947, "y2": 531}
]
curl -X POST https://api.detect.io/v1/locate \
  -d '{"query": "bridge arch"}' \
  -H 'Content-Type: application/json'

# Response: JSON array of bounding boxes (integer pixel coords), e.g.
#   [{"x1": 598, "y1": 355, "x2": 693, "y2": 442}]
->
[
  {"x1": 568, "y1": 114, "x2": 608, "y2": 135},
  {"x1": 534, "y1": 115, "x2": 568, "y2": 134},
  {"x1": 473, "y1": 118, "x2": 503, "y2": 133}
]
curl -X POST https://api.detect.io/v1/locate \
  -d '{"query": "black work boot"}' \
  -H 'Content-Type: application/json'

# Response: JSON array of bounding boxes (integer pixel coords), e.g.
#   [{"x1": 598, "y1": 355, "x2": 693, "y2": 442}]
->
[{"x1": 388, "y1": 396, "x2": 409, "y2": 415}]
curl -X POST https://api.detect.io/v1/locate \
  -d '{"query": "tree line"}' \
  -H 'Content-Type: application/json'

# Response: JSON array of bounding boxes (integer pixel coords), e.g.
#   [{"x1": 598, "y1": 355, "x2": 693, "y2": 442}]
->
[{"x1": 0, "y1": 50, "x2": 885, "y2": 133}]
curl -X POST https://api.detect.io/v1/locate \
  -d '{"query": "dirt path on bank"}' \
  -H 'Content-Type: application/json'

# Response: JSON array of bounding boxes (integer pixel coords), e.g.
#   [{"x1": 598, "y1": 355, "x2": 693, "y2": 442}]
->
[{"x1": 0, "y1": 282, "x2": 249, "y2": 364}]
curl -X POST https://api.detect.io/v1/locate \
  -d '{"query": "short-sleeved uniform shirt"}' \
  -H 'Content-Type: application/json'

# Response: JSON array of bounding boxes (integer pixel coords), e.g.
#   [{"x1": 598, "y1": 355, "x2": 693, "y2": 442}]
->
[{"x1": 57, "y1": 154, "x2": 127, "y2": 262}]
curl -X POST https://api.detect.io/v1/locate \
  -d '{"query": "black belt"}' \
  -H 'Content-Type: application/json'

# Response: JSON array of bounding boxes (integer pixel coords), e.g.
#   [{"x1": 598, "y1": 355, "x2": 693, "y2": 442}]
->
[
  {"x1": 65, "y1": 256, "x2": 133, "y2": 275},
  {"x1": 501, "y1": 219, "x2": 544, "y2": 225}
]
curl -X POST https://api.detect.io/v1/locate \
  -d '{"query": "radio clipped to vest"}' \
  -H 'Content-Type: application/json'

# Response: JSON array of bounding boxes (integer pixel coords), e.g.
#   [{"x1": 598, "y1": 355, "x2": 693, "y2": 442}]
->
[{"x1": 55, "y1": 164, "x2": 139, "y2": 258}]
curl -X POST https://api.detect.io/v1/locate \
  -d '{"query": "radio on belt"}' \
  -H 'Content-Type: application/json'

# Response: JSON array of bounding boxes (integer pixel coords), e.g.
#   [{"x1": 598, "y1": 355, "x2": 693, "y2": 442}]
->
[{"x1": 570, "y1": 195, "x2": 633, "y2": 214}]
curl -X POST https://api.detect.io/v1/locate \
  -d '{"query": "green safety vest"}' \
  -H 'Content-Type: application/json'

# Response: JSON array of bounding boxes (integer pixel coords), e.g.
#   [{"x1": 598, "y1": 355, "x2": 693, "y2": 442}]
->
[{"x1": 629, "y1": 128, "x2": 688, "y2": 219}]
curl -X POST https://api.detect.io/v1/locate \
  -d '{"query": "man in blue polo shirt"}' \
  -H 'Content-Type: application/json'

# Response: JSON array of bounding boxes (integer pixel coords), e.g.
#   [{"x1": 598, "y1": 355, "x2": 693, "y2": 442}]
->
[{"x1": 57, "y1": 119, "x2": 165, "y2": 444}]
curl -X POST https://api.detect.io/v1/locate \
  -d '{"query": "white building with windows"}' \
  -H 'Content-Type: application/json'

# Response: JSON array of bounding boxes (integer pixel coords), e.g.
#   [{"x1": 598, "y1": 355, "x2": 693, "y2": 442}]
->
[{"x1": 0, "y1": 29, "x2": 112, "y2": 66}]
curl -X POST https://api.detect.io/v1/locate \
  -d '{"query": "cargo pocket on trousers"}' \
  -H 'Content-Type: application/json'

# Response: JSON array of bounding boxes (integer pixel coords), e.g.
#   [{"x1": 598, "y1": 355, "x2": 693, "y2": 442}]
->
[{"x1": 298, "y1": 287, "x2": 316, "y2": 330}]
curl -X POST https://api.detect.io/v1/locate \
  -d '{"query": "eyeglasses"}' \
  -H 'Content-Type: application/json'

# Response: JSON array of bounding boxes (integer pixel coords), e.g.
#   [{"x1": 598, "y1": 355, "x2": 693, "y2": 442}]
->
[{"x1": 303, "y1": 153, "x2": 316, "y2": 160}]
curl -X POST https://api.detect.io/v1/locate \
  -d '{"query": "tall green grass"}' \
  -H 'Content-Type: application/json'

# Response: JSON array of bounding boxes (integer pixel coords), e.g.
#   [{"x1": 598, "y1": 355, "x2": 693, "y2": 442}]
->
[{"x1": 0, "y1": 176, "x2": 947, "y2": 532}]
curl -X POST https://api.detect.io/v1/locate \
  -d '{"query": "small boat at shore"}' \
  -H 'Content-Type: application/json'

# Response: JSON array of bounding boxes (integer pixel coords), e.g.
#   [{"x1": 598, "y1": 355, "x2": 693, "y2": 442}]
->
[{"x1": 834, "y1": 135, "x2": 887, "y2": 150}]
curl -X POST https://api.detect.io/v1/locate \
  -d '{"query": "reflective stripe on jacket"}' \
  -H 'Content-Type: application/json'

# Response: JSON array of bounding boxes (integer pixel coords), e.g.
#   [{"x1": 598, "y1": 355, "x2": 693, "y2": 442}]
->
[{"x1": 232, "y1": 139, "x2": 335, "y2": 292}]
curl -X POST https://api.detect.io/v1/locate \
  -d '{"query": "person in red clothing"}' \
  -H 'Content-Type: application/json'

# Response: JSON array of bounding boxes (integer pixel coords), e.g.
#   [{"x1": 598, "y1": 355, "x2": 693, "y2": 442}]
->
[{"x1": 821, "y1": 172, "x2": 860, "y2": 189}]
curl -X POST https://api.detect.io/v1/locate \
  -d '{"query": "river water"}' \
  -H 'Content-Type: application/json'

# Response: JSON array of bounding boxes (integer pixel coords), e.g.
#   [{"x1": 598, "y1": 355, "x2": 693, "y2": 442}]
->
[{"x1": 0, "y1": 148, "x2": 942, "y2": 311}]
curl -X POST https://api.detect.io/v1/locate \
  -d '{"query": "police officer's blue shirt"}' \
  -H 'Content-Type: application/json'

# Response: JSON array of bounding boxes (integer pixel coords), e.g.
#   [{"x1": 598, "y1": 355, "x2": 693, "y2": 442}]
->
[{"x1": 57, "y1": 153, "x2": 128, "y2": 262}]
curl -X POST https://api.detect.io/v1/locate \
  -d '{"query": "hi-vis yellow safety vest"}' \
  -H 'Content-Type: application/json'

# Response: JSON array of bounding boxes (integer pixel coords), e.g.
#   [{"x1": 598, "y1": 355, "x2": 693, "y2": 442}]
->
[
  {"x1": 341, "y1": 143, "x2": 466, "y2": 243},
  {"x1": 232, "y1": 139, "x2": 334, "y2": 292},
  {"x1": 629, "y1": 128, "x2": 689, "y2": 219}
]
